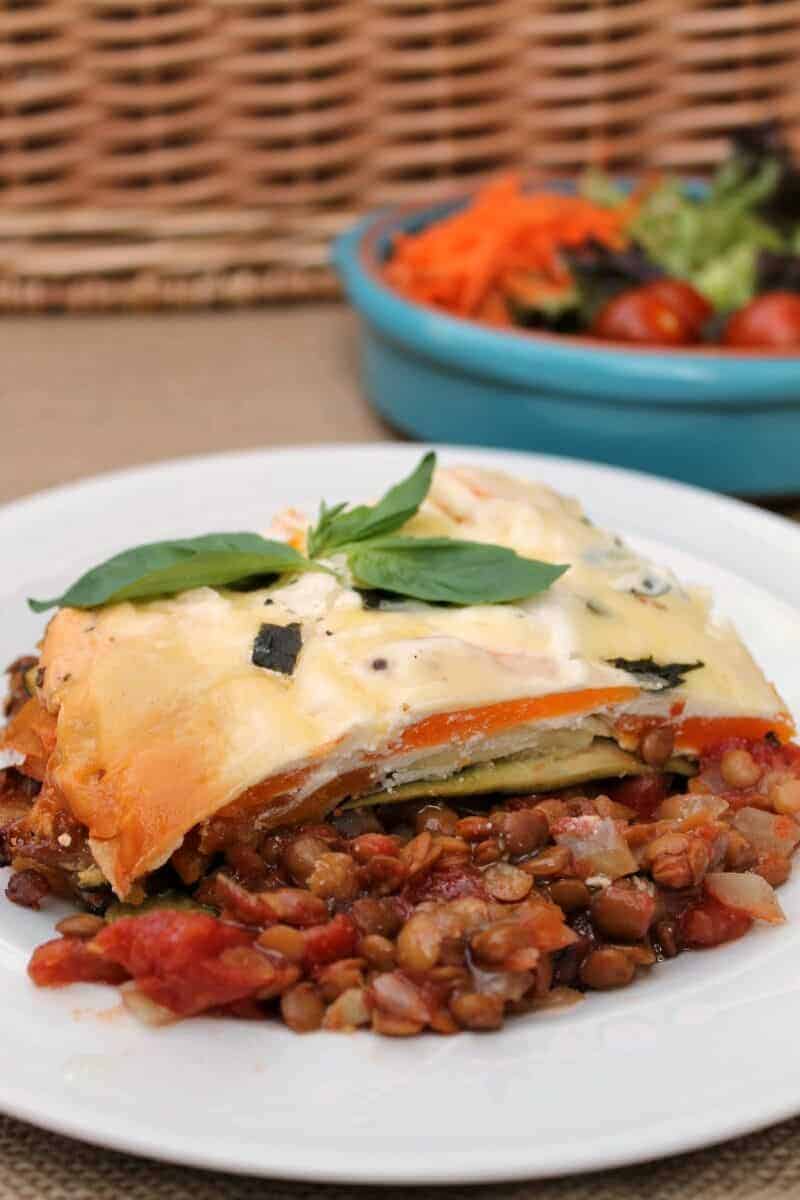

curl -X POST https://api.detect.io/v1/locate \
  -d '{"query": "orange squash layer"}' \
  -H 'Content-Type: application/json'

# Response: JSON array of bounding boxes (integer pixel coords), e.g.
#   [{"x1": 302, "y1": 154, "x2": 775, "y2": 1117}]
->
[
  {"x1": 395, "y1": 687, "x2": 638, "y2": 753},
  {"x1": 616, "y1": 712, "x2": 796, "y2": 754},
  {"x1": 1, "y1": 699, "x2": 56, "y2": 782}
]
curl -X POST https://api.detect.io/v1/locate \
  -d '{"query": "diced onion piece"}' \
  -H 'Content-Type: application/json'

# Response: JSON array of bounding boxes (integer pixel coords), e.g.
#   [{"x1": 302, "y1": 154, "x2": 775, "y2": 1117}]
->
[
  {"x1": 471, "y1": 963, "x2": 534, "y2": 1001},
  {"x1": 732, "y1": 807, "x2": 800, "y2": 857},
  {"x1": 323, "y1": 987, "x2": 371, "y2": 1031},
  {"x1": 121, "y1": 982, "x2": 176, "y2": 1026},
  {"x1": 526, "y1": 986, "x2": 583, "y2": 1012},
  {"x1": 705, "y1": 872, "x2": 786, "y2": 924},
  {"x1": 657, "y1": 794, "x2": 729, "y2": 822},
  {"x1": 553, "y1": 816, "x2": 637, "y2": 880}
]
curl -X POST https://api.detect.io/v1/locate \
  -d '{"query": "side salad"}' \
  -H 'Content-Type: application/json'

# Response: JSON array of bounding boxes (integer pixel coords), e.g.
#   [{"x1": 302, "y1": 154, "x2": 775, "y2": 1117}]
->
[{"x1": 384, "y1": 124, "x2": 800, "y2": 350}]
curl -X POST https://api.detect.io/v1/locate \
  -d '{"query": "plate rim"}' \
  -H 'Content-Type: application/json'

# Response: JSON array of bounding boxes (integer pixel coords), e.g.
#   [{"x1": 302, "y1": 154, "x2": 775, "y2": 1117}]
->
[{"x1": 2, "y1": 440, "x2": 800, "y2": 1184}]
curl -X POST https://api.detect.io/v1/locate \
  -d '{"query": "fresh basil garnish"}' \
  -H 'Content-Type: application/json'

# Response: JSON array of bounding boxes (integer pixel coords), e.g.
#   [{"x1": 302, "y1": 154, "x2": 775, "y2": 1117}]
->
[
  {"x1": 28, "y1": 533, "x2": 312, "y2": 613},
  {"x1": 29, "y1": 454, "x2": 571, "y2": 613},
  {"x1": 307, "y1": 452, "x2": 435, "y2": 558},
  {"x1": 348, "y1": 537, "x2": 568, "y2": 605}
]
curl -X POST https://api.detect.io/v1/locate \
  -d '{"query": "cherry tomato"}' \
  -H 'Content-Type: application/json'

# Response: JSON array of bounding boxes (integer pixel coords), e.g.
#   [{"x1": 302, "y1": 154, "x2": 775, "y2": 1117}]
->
[
  {"x1": 724, "y1": 291, "x2": 800, "y2": 349},
  {"x1": 645, "y1": 279, "x2": 712, "y2": 334},
  {"x1": 591, "y1": 286, "x2": 695, "y2": 346}
]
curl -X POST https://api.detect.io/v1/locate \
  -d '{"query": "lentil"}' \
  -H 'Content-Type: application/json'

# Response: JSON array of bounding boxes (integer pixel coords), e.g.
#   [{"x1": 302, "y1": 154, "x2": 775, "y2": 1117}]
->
[
  {"x1": 306, "y1": 852, "x2": 359, "y2": 902},
  {"x1": 473, "y1": 839, "x2": 502, "y2": 866},
  {"x1": 724, "y1": 830, "x2": 757, "y2": 872},
  {"x1": 520, "y1": 845, "x2": 572, "y2": 878},
  {"x1": 549, "y1": 879, "x2": 591, "y2": 913},
  {"x1": 470, "y1": 920, "x2": 529, "y2": 965},
  {"x1": 456, "y1": 816, "x2": 492, "y2": 841},
  {"x1": 449, "y1": 991, "x2": 504, "y2": 1030},
  {"x1": 770, "y1": 778, "x2": 800, "y2": 815},
  {"x1": 640, "y1": 726, "x2": 675, "y2": 767},
  {"x1": 280, "y1": 983, "x2": 325, "y2": 1032},
  {"x1": 492, "y1": 808, "x2": 549, "y2": 857},
  {"x1": 591, "y1": 884, "x2": 655, "y2": 941},
  {"x1": 415, "y1": 805, "x2": 459, "y2": 836},
  {"x1": 720, "y1": 748, "x2": 761, "y2": 790},
  {"x1": 55, "y1": 914, "x2": 106, "y2": 939},
  {"x1": 257, "y1": 924, "x2": 306, "y2": 963},
  {"x1": 483, "y1": 862, "x2": 533, "y2": 902},
  {"x1": 396, "y1": 913, "x2": 442, "y2": 972},
  {"x1": 358, "y1": 934, "x2": 396, "y2": 971},
  {"x1": 580, "y1": 947, "x2": 636, "y2": 990},
  {"x1": 283, "y1": 835, "x2": 330, "y2": 884},
  {"x1": 350, "y1": 897, "x2": 402, "y2": 937}
]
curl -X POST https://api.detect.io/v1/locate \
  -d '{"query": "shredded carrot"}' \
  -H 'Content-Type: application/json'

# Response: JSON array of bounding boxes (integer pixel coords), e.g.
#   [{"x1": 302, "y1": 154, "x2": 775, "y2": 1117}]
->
[{"x1": 385, "y1": 174, "x2": 635, "y2": 320}]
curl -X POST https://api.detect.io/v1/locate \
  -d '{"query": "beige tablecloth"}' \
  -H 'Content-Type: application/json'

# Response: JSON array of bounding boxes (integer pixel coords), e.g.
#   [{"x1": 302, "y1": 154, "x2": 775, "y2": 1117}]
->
[{"x1": 1, "y1": 305, "x2": 799, "y2": 1198}]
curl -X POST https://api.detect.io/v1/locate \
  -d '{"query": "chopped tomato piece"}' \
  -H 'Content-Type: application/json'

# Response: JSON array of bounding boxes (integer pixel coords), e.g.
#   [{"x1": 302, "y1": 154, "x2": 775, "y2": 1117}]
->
[
  {"x1": 302, "y1": 914, "x2": 358, "y2": 968},
  {"x1": 138, "y1": 945, "x2": 299, "y2": 1017},
  {"x1": 94, "y1": 911, "x2": 252, "y2": 978},
  {"x1": 87, "y1": 911, "x2": 302, "y2": 1018},
  {"x1": 350, "y1": 834, "x2": 401, "y2": 863},
  {"x1": 402, "y1": 861, "x2": 486, "y2": 905},
  {"x1": 516, "y1": 900, "x2": 578, "y2": 952},
  {"x1": 28, "y1": 936, "x2": 129, "y2": 988},
  {"x1": 610, "y1": 775, "x2": 671, "y2": 820},
  {"x1": 679, "y1": 896, "x2": 752, "y2": 948}
]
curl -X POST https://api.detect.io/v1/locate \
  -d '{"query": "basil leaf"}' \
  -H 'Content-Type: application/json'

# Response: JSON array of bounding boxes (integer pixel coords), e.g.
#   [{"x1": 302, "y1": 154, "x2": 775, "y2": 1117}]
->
[
  {"x1": 307, "y1": 452, "x2": 435, "y2": 558},
  {"x1": 348, "y1": 537, "x2": 568, "y2": 605},
  {"x1": 305, "y1": 500, "x2": 348, "y2": 560},
  {"x1": 28, "y1": 532, "x2": 313, "y2": 613}
]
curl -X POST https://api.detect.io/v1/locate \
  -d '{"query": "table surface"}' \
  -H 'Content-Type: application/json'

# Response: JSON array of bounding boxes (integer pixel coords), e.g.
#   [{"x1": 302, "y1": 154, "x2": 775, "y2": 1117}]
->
[
  {"x1": 1, "y1": 305, "x2": 799, "y2": 1199},
  {"x1": 0, "y1": 304, "x2": 388, "y2": 506}
]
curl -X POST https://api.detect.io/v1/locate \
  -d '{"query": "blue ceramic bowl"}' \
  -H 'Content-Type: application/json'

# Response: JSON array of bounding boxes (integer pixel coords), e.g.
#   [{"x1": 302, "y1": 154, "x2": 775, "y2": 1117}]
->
[{"x1": 333, "y1": 195, "x2": 800, "y2": 496}]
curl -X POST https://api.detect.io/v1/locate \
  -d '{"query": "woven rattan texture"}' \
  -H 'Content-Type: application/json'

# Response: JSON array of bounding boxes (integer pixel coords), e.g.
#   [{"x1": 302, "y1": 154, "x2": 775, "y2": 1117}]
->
[
  {"x1": 1, "y1": 0, "x2": 800, "y2": 309},
  {"x1": 0, "y1": 1108, "x2": 799, "y2": 1199}
]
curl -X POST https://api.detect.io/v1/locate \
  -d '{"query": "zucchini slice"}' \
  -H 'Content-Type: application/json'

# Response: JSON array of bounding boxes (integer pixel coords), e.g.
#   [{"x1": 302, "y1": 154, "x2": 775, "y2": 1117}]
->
[
  {"x1": 105, "y1": 890, "x2": 215, "y2": 922},
  {"x1": 342, "y1": 740, "x2": 694, "y2": 810}
]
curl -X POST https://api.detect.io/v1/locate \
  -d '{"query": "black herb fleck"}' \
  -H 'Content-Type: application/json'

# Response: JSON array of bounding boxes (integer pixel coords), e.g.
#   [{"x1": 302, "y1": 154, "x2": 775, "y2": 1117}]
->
[
  {"x1": 356, "y1": 588, "x2": 395, "y2": 610},
  {"x1": 766, "y1": 731, "x2": 781, "y2": 749},
  {"x1": 607, "y1": 656, "x2": 704, "y2": 691},
  {"x1": 252, "y1": 622, "x2": 302, "y2": 675},
  {"x1": 586, "y1": 599, "x2": 608, "y2": 616},
  {"x1": 263, "y1": 598, "x2": 274, "y2": 606},
  {"x1": 226, "y1": 573, "x2": 280, "y2": 592},
  {"x1": 371, "y1": 657, "x2": 388, "y2": 671},
  {"x1": 631, "y1": 575, "x2": 670, "y2": 598}
]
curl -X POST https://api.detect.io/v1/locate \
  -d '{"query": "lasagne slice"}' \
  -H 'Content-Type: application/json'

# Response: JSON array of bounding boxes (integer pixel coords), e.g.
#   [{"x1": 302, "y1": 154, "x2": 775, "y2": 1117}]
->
[{"x1": 2, "y1": 465, "x2": 791, "y2": 901}]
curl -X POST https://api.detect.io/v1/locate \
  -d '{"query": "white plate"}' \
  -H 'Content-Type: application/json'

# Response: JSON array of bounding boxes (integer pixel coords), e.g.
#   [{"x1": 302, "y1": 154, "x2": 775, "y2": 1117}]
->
[{"x1": 3, "y1": 444, "x2": 800, "y2": 1185}]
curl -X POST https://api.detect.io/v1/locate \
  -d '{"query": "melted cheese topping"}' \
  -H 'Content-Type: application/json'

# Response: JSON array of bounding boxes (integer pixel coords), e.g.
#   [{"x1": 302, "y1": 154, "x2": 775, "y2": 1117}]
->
[{"x1": 31, "y1": 465, "x2": 789, "y2": 897}]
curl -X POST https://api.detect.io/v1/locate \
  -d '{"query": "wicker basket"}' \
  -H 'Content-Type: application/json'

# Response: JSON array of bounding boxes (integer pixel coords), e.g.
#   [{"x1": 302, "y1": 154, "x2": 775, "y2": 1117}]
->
[{"x1": 1, "y1": 0, "x2": 799, "y2": 312}]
